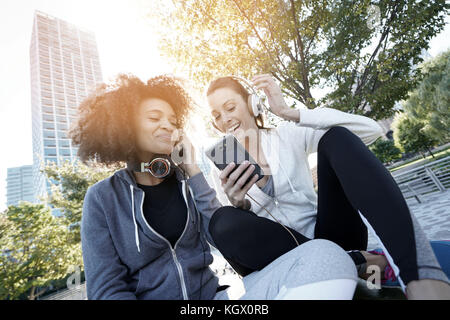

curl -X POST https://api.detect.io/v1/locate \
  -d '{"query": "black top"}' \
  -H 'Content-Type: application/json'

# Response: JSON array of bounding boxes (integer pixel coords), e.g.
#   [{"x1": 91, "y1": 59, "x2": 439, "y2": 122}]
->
[{"x1": 137, "y1": 173, "x2": 187, "y2": 248}]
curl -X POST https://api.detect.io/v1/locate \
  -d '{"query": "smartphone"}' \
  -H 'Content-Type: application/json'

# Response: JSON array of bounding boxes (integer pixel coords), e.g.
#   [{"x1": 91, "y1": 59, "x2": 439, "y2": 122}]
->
[{"x1": 205, "y1": 134, "x2": 265, "y2": 185}]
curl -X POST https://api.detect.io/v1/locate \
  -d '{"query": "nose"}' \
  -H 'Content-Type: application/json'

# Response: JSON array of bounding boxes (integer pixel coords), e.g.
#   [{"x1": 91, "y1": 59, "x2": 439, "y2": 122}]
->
[
  {"x1": 160, "y1": 117, "x2": 175, "y2": 130},
  {"x1": 222, "y1": 112, "x2": 233, "y2": 127}
]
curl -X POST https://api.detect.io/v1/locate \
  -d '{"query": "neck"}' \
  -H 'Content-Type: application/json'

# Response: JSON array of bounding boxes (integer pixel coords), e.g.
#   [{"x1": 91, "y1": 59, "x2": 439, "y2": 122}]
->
[{"x1": 134, "y1": 171, "x2": 164, "y2": 186}]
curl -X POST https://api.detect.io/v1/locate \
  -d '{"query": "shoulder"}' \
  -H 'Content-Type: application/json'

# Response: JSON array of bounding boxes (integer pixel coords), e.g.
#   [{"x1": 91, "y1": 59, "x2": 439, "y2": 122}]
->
[{"x1": 84, "y1": 173, "x2": 121, "y2": 203}]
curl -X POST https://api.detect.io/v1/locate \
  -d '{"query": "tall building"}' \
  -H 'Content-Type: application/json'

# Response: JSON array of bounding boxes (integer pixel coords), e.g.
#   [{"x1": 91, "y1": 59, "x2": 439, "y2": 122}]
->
[
  {"x1": 6, "y1": 165, "x2": 34, "y2": 207},
  {"x1": 30, "y1": 11, "x2": 103, "y2": 200}
]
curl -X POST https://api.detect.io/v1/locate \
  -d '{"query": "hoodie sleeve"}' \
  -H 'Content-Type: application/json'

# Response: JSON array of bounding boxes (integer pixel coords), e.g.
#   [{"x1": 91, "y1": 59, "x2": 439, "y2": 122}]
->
[
  {"x1": 81, "y1": 185, "x2": 137, "y2": 300},
  {"x1": 187, "y1": 172, "x2": 222, "y2": 248},
  {"x1": 295, "y1": 107, "x2": 384, "y2": 155}
]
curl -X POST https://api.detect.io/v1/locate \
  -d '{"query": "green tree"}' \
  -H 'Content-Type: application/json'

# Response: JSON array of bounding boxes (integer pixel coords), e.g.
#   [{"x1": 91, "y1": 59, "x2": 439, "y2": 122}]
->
[
  {"x1": 393, "y1": 113, "x2": 438, "y2": 158},
  {"x1": 369, "y1": 137, "x2": 402, "y2": 164},
  {"x1": 0, "y1": 202, "x2": 80, "y2": 300},
  {"x1": 401, "y1": 49, "x2": 450, "y2": 144},
  {"x1": 145, "y1": 0, "x2": 449, "y2": 119},
  {"x1": 38, "y1": 158, "x2": 122, "y2": 244}
]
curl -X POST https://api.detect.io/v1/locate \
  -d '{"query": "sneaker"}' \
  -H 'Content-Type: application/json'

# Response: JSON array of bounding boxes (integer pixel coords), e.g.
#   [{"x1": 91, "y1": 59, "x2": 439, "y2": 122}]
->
[{"x1": 368, "y1": 248, "x2": 401, "y2": 288}]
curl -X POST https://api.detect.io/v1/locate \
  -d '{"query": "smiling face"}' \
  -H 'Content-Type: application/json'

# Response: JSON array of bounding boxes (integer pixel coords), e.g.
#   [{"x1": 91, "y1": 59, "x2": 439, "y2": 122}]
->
[
  {"x1": 207, "y1": 87, "x2": 258, "y2": 140},
  {"x1": 133, "y1": 98, "x2": 180, "y2": 162}
]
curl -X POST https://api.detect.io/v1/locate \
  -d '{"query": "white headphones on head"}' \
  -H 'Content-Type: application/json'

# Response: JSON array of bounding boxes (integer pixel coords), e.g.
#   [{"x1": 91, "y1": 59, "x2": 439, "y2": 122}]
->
[{"x1": 230, "y1": 76, "x2": 266, "y2": 118}]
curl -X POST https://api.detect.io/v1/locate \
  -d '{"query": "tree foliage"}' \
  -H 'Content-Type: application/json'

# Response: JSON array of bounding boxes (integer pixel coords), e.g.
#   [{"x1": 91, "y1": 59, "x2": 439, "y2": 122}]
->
[
  {"x1": 39, "y1": 159, "x2": 121, "y2": 244},
  {"x1": 369, "y1": 137, "x2": 402, "y2": 164},
  {"x1": 401, "y1": 49, "x2": 450, "y2": 144},
  {"x1": 0, "y1": 202, "x2": 80, "y2": 300},
  {"x1": 393, "y1": 113, "x2": 438, "y2": 157},
  {"x1": 146, "y1": 0, "x2": 449, "y2": 119}
]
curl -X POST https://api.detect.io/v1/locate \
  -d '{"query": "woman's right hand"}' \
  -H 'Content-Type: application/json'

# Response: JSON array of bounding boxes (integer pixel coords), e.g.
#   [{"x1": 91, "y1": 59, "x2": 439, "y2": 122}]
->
[{"x1": 219, "y1": 161, "x2": 259, "y2": 210}]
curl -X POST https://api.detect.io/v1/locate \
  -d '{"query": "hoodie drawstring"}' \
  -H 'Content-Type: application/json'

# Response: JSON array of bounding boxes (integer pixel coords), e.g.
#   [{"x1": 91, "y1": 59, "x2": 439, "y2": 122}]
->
[{"x1": 130, "y1": 185, "x2": 141, "y2": 253}]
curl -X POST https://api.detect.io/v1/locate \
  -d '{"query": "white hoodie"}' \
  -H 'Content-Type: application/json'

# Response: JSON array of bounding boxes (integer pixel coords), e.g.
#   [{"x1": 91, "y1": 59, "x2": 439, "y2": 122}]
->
[{"x1": 212, "y1": 106, "x2": 384, "y2": 239}]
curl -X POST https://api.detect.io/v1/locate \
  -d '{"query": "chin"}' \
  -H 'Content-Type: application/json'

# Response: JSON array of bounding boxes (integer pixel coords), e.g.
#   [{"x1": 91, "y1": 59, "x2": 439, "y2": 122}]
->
[{"x1": 156, "y1": 144, "x2": 175, "y2": 156}]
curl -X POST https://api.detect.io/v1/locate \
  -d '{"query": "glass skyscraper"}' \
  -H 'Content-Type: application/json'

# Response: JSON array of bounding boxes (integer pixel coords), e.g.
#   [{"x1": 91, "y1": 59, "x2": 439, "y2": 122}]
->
[
  {"x1": 6, "y1": 165, "x2": 34, "y2": 207},
  {"x1": 30, "y1": 11, "x2": 103, "y2": 200}
]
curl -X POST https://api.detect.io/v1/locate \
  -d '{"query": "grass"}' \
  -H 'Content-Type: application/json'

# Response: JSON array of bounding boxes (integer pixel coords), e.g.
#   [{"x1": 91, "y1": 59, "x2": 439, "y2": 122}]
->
[{"x1": 390, "y1": 147, "x2": 450, "y2": 173}]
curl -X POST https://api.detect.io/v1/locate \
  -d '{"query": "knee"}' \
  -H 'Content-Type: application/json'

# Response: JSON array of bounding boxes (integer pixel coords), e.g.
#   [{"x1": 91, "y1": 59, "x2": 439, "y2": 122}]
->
[
  {"x1": 318, "y1": 126, "x2": 361, "y2": 154},
  {"x1": 285, "y1": 239, "x2": 358, "y2": 284},
  {"x1": 209, "y1": 206, "x2": 241, "y2": 242}
]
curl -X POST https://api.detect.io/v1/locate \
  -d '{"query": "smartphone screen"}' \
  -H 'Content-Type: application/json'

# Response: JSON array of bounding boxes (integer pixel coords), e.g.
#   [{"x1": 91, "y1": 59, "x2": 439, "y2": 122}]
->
[{"x1": 205, "y1": 135, "x2": 265, "y2": 184}]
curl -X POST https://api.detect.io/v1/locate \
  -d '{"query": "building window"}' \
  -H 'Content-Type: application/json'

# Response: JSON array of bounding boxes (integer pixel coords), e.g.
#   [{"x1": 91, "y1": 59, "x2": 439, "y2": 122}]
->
[
  {"x1": 43, "y1": 130, "x2": 55, "y2": 139},
  {"x1": 42, "y1": 114, "x2": 53, "y2": 122},
  {"x1": 44, "y1": 148, "x2": 57, "y2": 157},
  {"x1": 42, "y1": 106, "x2": 54, "y2": 114},
  {"x1": 43, "y1": 122, "x2": 55, "y2": 130},
  {"x1": 44, "y1": 139, "x2": 56, "y2": 147}
]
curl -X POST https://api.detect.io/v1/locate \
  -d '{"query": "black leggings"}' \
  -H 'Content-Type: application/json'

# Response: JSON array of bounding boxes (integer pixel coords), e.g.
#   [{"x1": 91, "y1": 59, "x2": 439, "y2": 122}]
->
[{"x1": 209, "y1": 126, "x2": 419, "y2": 285}]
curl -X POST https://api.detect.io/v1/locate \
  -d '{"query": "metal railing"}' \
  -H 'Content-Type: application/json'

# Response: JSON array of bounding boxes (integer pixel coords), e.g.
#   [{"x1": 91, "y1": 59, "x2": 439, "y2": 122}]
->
[
  {"x1": 41, "y1": 282, "x2": 87, "y2": 300},
  {"x1": 392, "y1": 156, "x2": 450, "y2": 204}
]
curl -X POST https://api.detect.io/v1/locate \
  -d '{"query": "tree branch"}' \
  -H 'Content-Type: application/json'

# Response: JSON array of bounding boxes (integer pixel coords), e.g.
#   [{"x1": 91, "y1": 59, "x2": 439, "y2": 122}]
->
[
  {"x1": 231, "y1": 0, "x2": 291, "y2": 78},
  {"x1": 354, "y1": 3, "x2": 399, "y2": 97},
  {"x1": 288, "y1": 0, "x2": 314, "y2": 107}
]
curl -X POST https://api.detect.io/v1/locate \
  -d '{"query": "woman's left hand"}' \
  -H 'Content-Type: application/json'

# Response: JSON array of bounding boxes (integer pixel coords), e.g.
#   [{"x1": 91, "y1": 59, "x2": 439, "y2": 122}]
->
[{"x1": 251, "y1": 74, "x2": 299, "y2": 122}]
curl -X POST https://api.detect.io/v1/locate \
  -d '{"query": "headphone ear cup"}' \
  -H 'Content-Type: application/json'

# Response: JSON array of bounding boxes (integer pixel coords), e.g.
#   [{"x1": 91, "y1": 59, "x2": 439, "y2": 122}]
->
[
  {"x1": 247, "y1": 94, "x2": 257, "y2": 117},
  {"x1": 248, "y1": 94, "x2": 263, "y2": 118}
]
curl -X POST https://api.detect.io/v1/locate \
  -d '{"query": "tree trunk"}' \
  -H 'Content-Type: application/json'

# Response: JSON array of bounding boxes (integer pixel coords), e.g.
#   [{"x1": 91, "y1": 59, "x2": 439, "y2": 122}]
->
[
  {"x1": 426, "y1": 147, "x2": 435, "y2": 158},
  {"x1": 28, "y1": 286, "x2": 36, "y2": 300}
]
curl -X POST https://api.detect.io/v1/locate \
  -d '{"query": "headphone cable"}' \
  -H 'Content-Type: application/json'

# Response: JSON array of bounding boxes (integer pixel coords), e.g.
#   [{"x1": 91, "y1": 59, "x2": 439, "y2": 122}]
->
[{"x1": 246, "y1": 193, "x2": 300, "y2": 247}]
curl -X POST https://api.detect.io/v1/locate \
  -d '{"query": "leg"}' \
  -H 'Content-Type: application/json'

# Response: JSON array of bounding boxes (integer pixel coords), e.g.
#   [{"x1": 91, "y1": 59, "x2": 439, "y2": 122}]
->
[
  {"x1": 214, "y1": 239, "x2": 358, "y2": 300},
  {"x1": 209, "y1": 206, "x2": 310, "y2": 276},
  {"x1": 314, "y1": 126, "x2": 449, "y2": 295}
]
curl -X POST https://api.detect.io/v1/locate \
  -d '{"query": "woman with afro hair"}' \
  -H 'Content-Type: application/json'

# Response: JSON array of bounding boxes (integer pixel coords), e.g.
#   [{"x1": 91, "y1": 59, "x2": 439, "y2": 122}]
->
[{"x1": 69, "y1": 74, "x2": 359, "y2": 300}]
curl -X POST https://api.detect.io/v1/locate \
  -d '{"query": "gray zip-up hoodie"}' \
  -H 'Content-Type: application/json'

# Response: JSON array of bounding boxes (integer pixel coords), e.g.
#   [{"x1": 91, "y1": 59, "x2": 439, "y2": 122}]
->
[{"x1": 81, "y1": 165, "x2": 222, "y2": 300}]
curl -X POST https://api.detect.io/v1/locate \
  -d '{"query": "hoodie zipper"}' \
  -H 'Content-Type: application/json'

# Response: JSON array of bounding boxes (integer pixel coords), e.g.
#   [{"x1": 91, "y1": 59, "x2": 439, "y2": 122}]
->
[{"x1": 135, "y1": 185, "x2": 190, "y2": 300}]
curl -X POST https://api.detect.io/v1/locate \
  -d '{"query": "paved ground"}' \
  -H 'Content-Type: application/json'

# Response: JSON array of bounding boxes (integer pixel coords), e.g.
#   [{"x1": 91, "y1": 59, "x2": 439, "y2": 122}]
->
[
  {"x1": 367, "y1": 190, "x2": 450, "y2": 250},
  {"x1": 212, "y1": 189, "x2": 450, "y2": 300}
]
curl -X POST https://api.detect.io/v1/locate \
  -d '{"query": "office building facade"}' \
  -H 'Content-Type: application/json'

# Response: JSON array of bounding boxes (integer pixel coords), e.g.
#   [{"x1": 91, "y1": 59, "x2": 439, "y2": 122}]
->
[
  {"x1": 30, "y1": 11, "x2": 103, "y2": 200},
  {"x1": 6, "y1": 165, "x2": 34, "y2": 207}
]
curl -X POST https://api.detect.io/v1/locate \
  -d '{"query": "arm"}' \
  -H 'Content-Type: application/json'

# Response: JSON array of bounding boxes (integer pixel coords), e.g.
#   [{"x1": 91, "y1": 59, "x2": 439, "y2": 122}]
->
[
  {"x1": 296, "y1": 107, "x2": 384, "y2": 155},
  {"x1": 187, "y1": 171, "x2": 223, "y2": 248},
  {"x1": 81, "y1": 186, "x2": 137, "y2": 300},
  {"x1": 251, "y1": 74, "x2": 383, "y2": 155}
]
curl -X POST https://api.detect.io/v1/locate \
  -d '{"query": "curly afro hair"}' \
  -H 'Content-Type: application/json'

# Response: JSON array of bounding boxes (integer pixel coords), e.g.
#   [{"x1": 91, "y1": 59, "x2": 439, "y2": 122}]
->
[{"x1": 68, "y1": 73, "x2": 194, "y2": 167}]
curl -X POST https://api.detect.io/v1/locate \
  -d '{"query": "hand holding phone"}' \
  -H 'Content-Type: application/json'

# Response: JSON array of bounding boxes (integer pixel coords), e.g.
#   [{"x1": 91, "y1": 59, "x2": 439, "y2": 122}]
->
[
  {"x1": 218, "y1": 161, "x2": 259, "y2": 209},
  {"x1": 205, "y1": 135, "x2": 265, "y2": 209}
]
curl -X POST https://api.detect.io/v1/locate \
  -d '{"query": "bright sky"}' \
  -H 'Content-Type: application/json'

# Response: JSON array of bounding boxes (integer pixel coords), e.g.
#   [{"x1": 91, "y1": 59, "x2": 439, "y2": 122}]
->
[{"x1": 0, "y1": 1, "x2": 449, "y2": 212}]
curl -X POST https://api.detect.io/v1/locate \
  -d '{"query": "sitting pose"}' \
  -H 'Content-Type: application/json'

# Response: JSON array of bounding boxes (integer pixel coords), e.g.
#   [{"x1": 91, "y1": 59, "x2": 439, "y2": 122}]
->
[
  {"x1": 205, "y1": 74, "x2": 450, "y2": 299},
  {"x1": 70, "y1": 74, "x2": 358, "y2": 300}
]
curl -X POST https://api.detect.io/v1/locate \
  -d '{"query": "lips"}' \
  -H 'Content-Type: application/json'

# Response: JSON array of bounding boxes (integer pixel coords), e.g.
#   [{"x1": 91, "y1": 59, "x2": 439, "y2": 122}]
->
[
  {"x1": 157, "y1": 134, "x2": 173, "y2": 142},
  {"x1": 226, "y1": 122, "x2": 240, "y2": 133}
]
